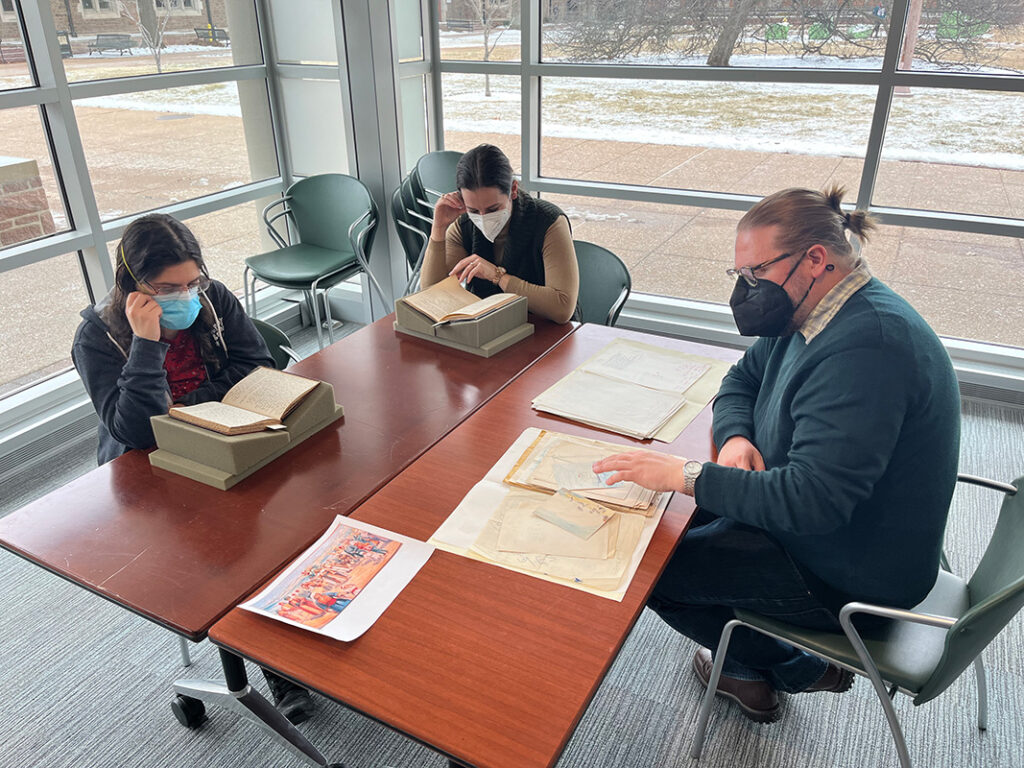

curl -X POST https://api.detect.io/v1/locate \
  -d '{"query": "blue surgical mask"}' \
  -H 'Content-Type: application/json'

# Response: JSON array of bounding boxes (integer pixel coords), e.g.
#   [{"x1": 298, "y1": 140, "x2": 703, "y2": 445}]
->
[{"x1": 154, "y1": 289, "x2": 202, "y2": 330}]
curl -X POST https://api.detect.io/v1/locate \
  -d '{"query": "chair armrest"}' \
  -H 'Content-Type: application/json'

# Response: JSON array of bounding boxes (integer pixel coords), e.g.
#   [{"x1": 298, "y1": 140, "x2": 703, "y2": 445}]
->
[
  {"x1": 261, "y1": 197, "x2": 291, "y2": 249},
  {"x1": 396, "y1": 218, "x2": 428, "y2": 243},
  {"x1": 956, "y1": 474, "x2": 1017, "y2": 495},
  {"x1": 280, "y1": 345, "x2": 301, "y2": 365},
  {"x1": 839, "y1": 601, "x2": 958, "y2": 630},
  {"x1": 607, "y1": 286, "x2": 630, "y2": 326}
]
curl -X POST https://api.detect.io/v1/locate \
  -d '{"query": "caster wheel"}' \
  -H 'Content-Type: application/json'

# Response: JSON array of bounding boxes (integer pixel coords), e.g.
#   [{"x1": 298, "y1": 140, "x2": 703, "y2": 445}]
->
[{"x1": 171, "y1": 694, "x2": 207, "y2": 729}]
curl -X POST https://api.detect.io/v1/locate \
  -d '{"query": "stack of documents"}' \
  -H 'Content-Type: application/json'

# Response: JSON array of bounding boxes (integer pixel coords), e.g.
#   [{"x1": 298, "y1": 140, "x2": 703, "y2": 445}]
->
[
  {"x1": 532, "y1": 338, "x2": 732, "y2": 442},
  {"x1": 429, "y1": 428, "x2": 675, "y2": 601}
]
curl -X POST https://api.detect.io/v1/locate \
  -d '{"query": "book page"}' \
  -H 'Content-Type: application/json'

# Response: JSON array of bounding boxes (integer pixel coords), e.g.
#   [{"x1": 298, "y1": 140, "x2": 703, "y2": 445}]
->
[
  {"x1": 441, "y1": 292, "x2": 518, "y2": 322},
  {"x1": 170, "y1": 401, "x2": 271, "y2": 430},
  {"x1": 222, "y1": 366, "x2": 319, "y2": 420},
  {"x1": 403, "y1": 275, "x2": 478, "y2": 323}
]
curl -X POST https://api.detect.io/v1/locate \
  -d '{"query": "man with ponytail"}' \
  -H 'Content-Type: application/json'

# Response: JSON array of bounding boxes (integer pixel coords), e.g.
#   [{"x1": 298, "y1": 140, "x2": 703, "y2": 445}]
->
[{"x1": 595, "y1": 186, "x2": 960, "y2": 724}]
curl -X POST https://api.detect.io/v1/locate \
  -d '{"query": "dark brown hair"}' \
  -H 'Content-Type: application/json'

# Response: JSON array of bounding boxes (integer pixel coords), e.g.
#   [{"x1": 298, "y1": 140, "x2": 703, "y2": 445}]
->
[
  {"x1": 105, "y1": 213, "x2": 219, "y2": 364},
  {"x1": 738, "y1": 186, "x2": 876, "y2": 267},
  {"x1": 455, "y1": 144, "x2": 515, "y2": 195}
]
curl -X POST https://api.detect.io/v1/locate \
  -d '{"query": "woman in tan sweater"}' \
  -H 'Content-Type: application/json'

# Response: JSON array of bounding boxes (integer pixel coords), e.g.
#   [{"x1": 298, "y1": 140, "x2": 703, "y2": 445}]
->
[{"x1": 420, "y1": 144, "x2": 579, "y2": 324}]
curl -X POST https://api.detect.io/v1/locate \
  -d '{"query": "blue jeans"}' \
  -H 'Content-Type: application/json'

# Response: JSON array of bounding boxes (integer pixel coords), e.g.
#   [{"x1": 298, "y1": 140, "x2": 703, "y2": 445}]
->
[{"x1": 648, "y1": 509, "x2": 836, "y2": 693}]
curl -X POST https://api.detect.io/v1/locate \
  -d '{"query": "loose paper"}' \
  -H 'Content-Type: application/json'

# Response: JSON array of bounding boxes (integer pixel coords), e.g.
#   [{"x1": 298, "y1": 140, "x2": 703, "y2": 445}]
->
[{"x1": 534, "y1": 489, "x2": 615, "y2": 539}]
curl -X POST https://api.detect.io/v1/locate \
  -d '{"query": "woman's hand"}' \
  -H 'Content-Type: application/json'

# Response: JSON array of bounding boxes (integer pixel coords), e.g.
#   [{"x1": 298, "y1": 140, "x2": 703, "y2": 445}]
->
[
  {"x1": 125, "y1": 291, "x2": 162, "y2": 341},
  {"x1": 451, "y1": 254, "x2": 501, "y2": 285},
  {"x1": 717, "y1": 436, "x2": 766, "y2": 471},
  {"x1": 592, "y1": 451, "x2": 686, "y2": 493},
  {"x1": 431, "y1": 191, "x2": 466, "y2": 241}
]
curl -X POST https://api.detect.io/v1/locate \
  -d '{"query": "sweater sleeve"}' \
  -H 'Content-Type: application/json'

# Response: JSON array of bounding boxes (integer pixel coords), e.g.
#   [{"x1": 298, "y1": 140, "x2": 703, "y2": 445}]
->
[
  {"x1": 501, "y1": 216, "x2": 579, "y2": 324},
  {"x1": 697, "y1": 345, "x2": 909, "y2": 536},
  {"x1": 177, "y1": 282, "x2": 275, "y2": 405},
  {"x1": 711, "y1": 338, "x2": 772, "y2": 448},
  {"x1": 72, "y1": 326, "x2": 171, "y2": 451},
  {"x1": 420, "y1": 222, "x2": 467, "y2": 288}
]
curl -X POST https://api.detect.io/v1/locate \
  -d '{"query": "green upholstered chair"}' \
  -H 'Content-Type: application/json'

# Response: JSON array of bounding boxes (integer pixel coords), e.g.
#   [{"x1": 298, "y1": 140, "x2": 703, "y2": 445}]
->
[
  {"x1": 573, "y1": 240, "x2": 632, "y2": 326},
  {"x1": 243, "y1": 174, "x2": 385, "y2": 350},
  {"x1": 410, "y1": 150, "x2": 463, "y2": 215},
  {"x1": 251, "y1": 318, "x2": 300, "y2": 370},
  {"x1": 691, "y1": 474, "x2": 1024, "y2": 768},
  {"x1": 391, "y1": 180, "x2": 432, "y2": 296}
]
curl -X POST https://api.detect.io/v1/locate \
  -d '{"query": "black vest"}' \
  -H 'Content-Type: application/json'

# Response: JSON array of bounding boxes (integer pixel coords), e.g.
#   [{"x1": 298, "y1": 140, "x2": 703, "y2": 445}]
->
[{"x1": 458, "y1": 193, "x2": 564, "y2": 300}]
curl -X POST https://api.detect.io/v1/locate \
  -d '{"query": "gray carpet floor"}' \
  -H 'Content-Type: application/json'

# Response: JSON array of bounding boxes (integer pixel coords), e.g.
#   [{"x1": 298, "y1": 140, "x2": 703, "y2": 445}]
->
[{"x1": 1, "y1": 351, "x2": 1021, "y2": 768}]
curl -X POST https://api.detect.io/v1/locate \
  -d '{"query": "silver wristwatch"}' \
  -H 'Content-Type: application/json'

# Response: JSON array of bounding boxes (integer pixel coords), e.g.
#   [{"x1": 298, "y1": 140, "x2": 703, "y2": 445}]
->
[{"x1": 682, "y1": 460, "x2": 703, "y2": 496}]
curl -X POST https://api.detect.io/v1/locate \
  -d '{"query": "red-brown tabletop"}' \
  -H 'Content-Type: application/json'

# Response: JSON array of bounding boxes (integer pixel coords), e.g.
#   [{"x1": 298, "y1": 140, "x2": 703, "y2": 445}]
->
[
  {"x1": 209, "y1": 324, "x2": 742, "y2": 768},
  {"x1": 0, "y1": 314, "x2": 576, "y2": 641}
]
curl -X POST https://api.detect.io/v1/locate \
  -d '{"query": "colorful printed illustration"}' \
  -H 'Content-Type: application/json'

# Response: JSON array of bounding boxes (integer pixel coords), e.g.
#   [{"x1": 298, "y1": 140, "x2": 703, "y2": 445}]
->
[{"x1": 250, "y1": 523, "x2": 401, "y2": 629}]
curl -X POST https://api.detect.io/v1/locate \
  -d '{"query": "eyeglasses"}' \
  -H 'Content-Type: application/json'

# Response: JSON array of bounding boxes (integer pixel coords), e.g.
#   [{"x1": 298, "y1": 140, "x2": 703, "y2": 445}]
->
[
  {"x1": 141, "y1": 275, "x2": 211, "y2": 296},
  {"x1": 726, "y1": 251, "x2": 803, "y2": 287}
]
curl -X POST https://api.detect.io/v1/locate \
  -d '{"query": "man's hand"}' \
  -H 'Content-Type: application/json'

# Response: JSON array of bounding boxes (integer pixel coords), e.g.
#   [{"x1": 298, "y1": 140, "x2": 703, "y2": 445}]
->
[
  {"x1": 592, "y1": 451, "x2": 685, "y2": 493},
  {"x1": 125, "y1": 291, "x2": 162, "y2": 341},
  {"x1": 717, "y1": 435, "x2": 765, "y2": 471}
]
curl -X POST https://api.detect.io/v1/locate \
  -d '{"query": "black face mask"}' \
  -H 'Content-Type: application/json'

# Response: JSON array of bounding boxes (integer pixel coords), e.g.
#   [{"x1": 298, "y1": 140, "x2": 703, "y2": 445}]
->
[{"x1": 729, "y1": 251, "x2": 814, "y2": 337}]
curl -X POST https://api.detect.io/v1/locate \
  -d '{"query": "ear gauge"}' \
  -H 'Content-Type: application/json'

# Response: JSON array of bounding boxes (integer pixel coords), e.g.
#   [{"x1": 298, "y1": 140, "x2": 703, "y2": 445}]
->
[{"x1": 825, "y1": 264, "x2": 836, "y2": 272}]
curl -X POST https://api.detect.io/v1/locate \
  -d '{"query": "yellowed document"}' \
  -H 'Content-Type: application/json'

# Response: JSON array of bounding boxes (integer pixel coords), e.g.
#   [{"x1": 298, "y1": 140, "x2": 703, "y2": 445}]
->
[
  {"x1": 534, "y1": 490, "x2": 615, "y2": 539},
  {"x1": 495, "y1": 492, "x2": 617, "y2": 558},
  {"x1": 169, "y1": 401, "x2": 272, "y2": 430}
]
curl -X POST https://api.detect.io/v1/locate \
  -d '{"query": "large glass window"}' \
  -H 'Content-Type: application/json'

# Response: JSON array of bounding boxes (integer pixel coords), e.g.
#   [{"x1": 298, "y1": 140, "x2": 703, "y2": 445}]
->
[
  {"x1": 0, "y1": 2, "x2": 32, "y2": 90},
  {"x1": 0, "y1": 106, "x2": 68, "y2": 247},
  {"x1": 899, "y1": 4, "x2": 1024, "y2": 74},
  {"x1": 62, "y1": 0, "x2": 261, "y2": 82},
  {"x1": 542, "y1": 0, "x2": 890, "y2": 69},
  {"x1": 875, "y1": 88, "x2": 1024, "y2": 218},
  {"x1": 0, "y1": 252, "x2": 90, "y2": 397},
  {"x1": 441, "y1": 72, "x2": 520, "y2": 166},
  {"x1": 539, "y1": 78, "x2": 876, "y2": 196},
  {"x1": 438, "y1": 0, "x2": 520, "y2": 62},
  {"x1": 75, "y1": 80, "x2": 277, "y2": 219},
  {"x1": 269, "y1": 0, "x2": 337, "y2": 65}
]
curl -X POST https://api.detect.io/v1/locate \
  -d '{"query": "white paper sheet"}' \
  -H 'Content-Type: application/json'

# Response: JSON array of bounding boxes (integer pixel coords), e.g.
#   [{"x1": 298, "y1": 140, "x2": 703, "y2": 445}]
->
[{"x1": 240, "y1": 516, "x2": 433, "y2": 642}]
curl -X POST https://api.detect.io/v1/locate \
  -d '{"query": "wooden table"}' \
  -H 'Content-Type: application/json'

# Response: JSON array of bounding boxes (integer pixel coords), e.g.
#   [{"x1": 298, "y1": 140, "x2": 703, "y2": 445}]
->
[
  {"x1": 209, "y1": 324, "x2": 742, "y2": 768},
  {"x1": 0, "y1": 314, "x2": 576, "y2": 642}
]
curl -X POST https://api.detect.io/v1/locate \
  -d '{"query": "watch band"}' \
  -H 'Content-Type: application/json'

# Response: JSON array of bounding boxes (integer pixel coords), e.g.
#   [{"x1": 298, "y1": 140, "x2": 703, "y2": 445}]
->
[
  {"x1": 493, "y1": 265, "x2": 507, "y2": 285},
  {"x1": 683, "y1": 460, "x2": 703, "y2": 496}
]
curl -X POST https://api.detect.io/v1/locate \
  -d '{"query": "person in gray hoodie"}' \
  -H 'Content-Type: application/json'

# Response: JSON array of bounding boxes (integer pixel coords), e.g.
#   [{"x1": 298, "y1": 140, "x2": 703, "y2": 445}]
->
[{"x1": 71, "y1": 212, "x2": 316, "y2": 724}]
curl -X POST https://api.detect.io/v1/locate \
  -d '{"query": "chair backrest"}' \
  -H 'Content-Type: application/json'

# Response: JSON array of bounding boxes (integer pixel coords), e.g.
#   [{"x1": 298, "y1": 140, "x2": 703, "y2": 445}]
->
[
  {"x1": 286, "y1": 174, "x2": 377, "y2": 253},
  {"x1": 251, "y1": 318, "x2": 294, "y2": 370},
  {"x1": 915, "y1": 476, "x2": 1024, "y2": 704},
  {"x1": 391, "y1": 183, "x2": 426, "y2": 271},
  {"x1": 411, "y1": 150, "x2": 463, "y2": 206},
  {"x1": 400, "y1": 173, "x2": 432, "y2": 238},
  {"x1": 573, "y1": 240, "x2": 632, "y2": 326}
]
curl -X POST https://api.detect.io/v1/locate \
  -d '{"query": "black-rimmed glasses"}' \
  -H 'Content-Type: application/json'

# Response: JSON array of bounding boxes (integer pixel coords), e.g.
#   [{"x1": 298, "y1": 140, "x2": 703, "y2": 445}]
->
[{"x1": 726, "y1": 251, "x2": 801, "y2": 287}]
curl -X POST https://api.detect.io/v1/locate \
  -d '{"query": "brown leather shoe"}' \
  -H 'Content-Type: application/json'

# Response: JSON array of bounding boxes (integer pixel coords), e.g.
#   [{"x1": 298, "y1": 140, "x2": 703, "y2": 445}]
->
[
  {"x1": 801, "y1": 663, "x2": 855, "y2": 694},
  {"x1": 692, "y1": 648, "x2": 781, "y2": 724}
]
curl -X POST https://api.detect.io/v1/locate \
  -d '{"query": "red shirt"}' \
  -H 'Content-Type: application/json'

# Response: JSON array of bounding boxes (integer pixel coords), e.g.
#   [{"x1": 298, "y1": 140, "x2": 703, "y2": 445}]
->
[{"x1": 163, "y1": 330, "x2": 207, "y2": 401}]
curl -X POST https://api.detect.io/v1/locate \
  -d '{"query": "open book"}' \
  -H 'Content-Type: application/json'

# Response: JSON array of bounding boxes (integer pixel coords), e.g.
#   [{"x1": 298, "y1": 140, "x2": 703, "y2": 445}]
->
[
  {"x1": 403, "y1": 275, "x2": 520, "y2": 324},
  {"x1": 168, "y1": 366, "x2": 320, "y2": 435}
]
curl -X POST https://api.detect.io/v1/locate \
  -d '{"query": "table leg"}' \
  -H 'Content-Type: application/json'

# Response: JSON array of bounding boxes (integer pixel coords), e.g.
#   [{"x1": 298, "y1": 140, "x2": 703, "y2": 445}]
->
[{"x1": 170, "y1": 648, "x2": 344, "y2": 768}]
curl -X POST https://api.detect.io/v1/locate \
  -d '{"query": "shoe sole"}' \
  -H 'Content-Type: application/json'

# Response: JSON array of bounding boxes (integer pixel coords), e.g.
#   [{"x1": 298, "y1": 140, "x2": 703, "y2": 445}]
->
[
  {"x1": 806, "y1": 668, "x2": 855, "y2": 694},
  {"x1": 692, "y1": 653, "x2": 782, "y2": 725}
]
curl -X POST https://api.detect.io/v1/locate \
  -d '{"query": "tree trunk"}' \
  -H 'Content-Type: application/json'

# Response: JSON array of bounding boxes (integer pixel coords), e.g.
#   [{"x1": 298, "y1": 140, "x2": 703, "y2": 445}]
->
[
  {"x1": 138, "y1": 0, "x2": 159, "y2": 46},
  {"x1": 706, "y1": 0, "x2": 759, "y2": 66}
]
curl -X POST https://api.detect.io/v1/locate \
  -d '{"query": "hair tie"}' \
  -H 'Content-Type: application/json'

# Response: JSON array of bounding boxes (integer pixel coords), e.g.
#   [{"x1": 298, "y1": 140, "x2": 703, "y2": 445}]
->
[
  {"x1": 842, "y1": 211, "x2": 852, "y2": 228},
  {"x1": 120, "y1": 244, "x2": 142, "y2": 284}
]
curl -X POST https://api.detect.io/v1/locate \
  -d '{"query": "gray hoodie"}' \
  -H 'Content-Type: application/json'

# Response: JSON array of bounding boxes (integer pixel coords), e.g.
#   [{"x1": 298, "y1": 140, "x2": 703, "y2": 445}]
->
[{"x1": 71, "y1": 280, "x2": 274, "y2": 464}]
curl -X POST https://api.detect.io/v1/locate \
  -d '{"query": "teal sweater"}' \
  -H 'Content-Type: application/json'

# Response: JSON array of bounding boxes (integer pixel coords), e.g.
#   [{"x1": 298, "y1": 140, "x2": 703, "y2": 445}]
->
[{"x1": 696, "y1": 279, "x2": 960, "y2": 609}]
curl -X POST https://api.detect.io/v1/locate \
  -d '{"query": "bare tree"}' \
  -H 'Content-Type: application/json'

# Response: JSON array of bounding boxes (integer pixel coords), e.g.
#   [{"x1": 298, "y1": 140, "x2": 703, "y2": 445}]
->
[
  {"x1": 118, "y1": 0, "x2": 175, "y2": 73},
  {"x1": 459, "y1": 0, "x2": 515, "y2": 96}
]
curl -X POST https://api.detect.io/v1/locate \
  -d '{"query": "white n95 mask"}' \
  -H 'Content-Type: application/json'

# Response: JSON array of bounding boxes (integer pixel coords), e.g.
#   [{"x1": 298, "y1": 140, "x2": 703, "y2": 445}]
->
[{"x1": 467, "y1": 206, "x2": 512, "y2": 243}]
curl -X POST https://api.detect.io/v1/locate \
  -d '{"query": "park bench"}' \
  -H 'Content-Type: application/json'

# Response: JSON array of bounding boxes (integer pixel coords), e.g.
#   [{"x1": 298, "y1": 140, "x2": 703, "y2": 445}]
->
[
  {"x1": 195, "y1": 26, "x2": 230, "y2": 43},
  {"x1": 445, "y1": 19, "x2": 474, "y2": 32},
  {"x1": 88, "y1": 34, "x2": 133, "y2": 55}
]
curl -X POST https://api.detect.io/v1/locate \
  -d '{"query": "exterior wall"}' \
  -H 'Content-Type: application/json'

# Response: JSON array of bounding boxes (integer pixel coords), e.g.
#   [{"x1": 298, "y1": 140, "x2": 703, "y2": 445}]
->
[{"x1": 0, "y1": 157, "x2": 56, "y2": 248}]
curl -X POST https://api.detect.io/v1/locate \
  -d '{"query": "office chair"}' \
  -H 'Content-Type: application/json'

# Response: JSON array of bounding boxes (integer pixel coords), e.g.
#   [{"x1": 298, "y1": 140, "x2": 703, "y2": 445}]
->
[
  {"x1": 243, "y1": 174, "x2": 385, "y2": 350},
  {"x1": 691, "y1": 473, "x2": 1024, "y2": 768},
  {"x1": 573, "y1": 240, "x2": 632, "y2": 326},
  {"x1": 251, "y1": 318, "x2": 301, "y2": 370}
]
